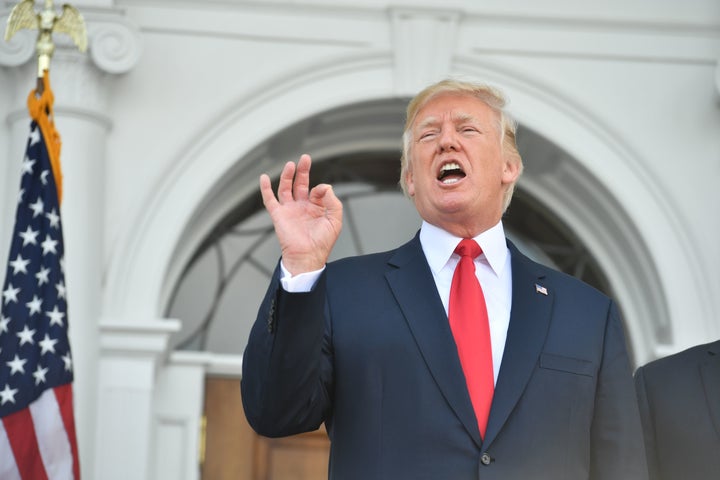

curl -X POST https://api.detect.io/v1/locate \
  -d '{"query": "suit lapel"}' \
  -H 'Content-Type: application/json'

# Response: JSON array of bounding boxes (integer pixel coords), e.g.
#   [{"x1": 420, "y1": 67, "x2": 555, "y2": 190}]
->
[
  {"x1": 700, "y1": 341, "x2": 720, "y2": 441},
  {"x1": 482, "y1": 241, "x2": 553, "y2": 449},
  {"x1": 385, "y1": 235, "x2": 483, "y2": 448}
]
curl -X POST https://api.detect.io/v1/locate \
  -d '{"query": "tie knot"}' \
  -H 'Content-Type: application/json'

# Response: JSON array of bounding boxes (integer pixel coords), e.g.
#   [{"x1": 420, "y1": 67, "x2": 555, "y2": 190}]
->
[{"x1": 454, "y1": 238, "x2": 482, "y2": 259}]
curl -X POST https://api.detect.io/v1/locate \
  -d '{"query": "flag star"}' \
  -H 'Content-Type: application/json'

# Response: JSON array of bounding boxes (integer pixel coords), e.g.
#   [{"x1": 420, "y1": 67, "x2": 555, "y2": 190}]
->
[
  {"x1": 0, "y1": 315, "x2": 10, "y2": 334},
  {"x1": 41, "y1": 235, "x2": 58, "y2": 255},
  {"x1": 26, "y1": 295, "x2": 43, "y2": 316},
  {"x1": 46, "y1": 208, "x2": 60, "y2": 228},
  {"x1": 0, "y1": 384, "x2": 18, "y2": 405},
  {"x1": 17, "y1": 188, "x2": 25, "y2": 204},
  {"x1": 62, "y1": 352, "x2": 73, "y2": 372},
  {"x1": 6, "y1": 354, "x2": 27, "y2": 375},
  {"x1": 29, "y1": 126, "x2": 40, "y2": 145},
  {"x1": 39, "y1": 334, "x2": 58, "y2": 355},
  {"x1": 56, "y1": 280, "x2": 66, "y2": 299},
  {"x1": 40, "y1": 170, "x2": 49, "y2": 185},
  {"x1": 29, "y1": 197, "x2": 44, "y2": 217},
  {"x1": 33, "y1": 365, "x2": 49, "y2": 385},
  {"x1": 2, "y1": 283, "x2": 20, "y2": 305},
  {"x1": 21, "y1": 156, "x2": 36, "y2": 175},
  {"x1": 16, "y1": 325, "x2": 36, "y2": 345},
  {"x1": 46, "y1": 306, "x2": 65, "y2": 326},
  {"x1": 19, "y1": 226, "x2": 39, "y2": 246},
  {"x1": 9, "y1": 254, "x2": 30, "y2": 275},
  {"x1": 36, "y1": 266, "x2": 51, "y2": 285}
]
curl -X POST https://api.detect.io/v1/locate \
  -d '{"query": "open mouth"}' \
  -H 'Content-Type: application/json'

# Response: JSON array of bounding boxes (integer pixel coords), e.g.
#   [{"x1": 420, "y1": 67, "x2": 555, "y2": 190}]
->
[{"x1": 437, "y1": 162, "x2": 466, "y2": 184}]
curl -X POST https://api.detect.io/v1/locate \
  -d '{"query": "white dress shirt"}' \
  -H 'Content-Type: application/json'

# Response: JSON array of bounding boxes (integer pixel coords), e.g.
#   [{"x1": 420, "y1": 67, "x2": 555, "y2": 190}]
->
[
  {"x1": 418, "y1": 220, "x2": 512, "y2": 385},
  {"x1": 280, "y1": 220, "x2": 513, "y2": 384}
]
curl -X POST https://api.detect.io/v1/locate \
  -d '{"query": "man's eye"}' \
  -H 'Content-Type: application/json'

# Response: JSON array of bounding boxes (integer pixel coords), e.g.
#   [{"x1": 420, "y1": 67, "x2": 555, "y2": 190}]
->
[{"x1": 419, "y1": 131, "x2": 437, "y2": 140}]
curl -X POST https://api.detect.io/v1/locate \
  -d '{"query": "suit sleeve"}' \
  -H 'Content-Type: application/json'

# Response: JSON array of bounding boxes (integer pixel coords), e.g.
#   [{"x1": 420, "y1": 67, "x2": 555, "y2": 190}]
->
[
  {"x1": 240, "y1": 263, "x2": 333, "y2": 438},
  {"x1": 590, "y1": 301, "x2": 649, "y2": 480}
]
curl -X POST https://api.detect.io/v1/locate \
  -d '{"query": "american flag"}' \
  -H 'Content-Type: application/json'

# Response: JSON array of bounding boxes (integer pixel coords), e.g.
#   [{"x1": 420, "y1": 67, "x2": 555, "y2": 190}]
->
[{"x1": 0, "y1": 77, "x2": 80, "y2": 479}]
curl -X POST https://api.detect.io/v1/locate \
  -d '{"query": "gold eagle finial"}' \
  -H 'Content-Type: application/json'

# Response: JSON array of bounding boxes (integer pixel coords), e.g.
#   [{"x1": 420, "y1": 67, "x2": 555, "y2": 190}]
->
[{"x1": 5, "y1": 0, "x2": 87, "y2": 78}]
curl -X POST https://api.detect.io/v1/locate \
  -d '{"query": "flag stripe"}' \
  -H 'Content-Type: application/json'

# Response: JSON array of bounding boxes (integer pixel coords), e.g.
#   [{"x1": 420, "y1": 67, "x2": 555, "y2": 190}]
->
[
  {"x1": 30, "y1": 388, "x2": 73, "y2": 479},
  {"x1": 2, "y1": 408, "x2": 50, "y2": 480},
  {"x1": 54, "y1": 384, "x2": 80, "y2": 480},
  {"x1": 0, "y1": 421, "x2": 23, "y2": 480}
]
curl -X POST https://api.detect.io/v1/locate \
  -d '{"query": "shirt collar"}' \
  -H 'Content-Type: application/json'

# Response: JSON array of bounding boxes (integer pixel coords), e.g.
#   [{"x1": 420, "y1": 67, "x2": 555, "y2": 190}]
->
[{"x1": 419, "y1": 220, "x2": 509, "y2": 277}]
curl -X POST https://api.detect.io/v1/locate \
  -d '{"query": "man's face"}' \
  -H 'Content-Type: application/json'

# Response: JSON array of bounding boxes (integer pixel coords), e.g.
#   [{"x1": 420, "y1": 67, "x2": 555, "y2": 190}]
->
[{"x1": 405, "y1": 93, "x2": 519, "y2": 237}]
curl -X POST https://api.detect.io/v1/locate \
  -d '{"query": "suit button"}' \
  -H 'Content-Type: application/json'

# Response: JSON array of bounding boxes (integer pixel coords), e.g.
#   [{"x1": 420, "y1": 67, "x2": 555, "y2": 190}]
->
[{"x1": 481, "y1": 452, "x2": 492, "y2": 466}]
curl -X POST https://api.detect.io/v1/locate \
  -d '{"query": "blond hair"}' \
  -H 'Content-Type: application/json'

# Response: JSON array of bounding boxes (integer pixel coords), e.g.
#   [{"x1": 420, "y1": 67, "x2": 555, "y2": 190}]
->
[{"x1": 399, "y1": 79, "x2": 523, "y2": 212}]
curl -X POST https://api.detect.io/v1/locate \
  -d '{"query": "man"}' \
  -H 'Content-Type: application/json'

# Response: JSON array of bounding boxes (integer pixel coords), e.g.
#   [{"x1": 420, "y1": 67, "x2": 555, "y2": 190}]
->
[
  {"x1": 635, "y1": 339, "x2": 720, "y2": 480},
  {"x1": 241, "y1": 79, "x2": 647, "y2": 479}
]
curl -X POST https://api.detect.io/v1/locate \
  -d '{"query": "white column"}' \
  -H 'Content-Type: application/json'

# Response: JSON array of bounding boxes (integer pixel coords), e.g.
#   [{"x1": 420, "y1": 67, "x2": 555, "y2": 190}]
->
[
  {"x1": 0, "y1": 8, "x2": 142, "y2": 478},
  {"x1": 96, "y1": 320, "x2": 181, "y2": 480}
]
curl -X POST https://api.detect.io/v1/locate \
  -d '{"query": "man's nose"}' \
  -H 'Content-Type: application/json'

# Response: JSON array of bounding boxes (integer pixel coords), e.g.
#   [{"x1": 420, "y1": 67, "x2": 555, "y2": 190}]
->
[{"x1": 438, "y1": 128, "x2": 459, "y2": 152}]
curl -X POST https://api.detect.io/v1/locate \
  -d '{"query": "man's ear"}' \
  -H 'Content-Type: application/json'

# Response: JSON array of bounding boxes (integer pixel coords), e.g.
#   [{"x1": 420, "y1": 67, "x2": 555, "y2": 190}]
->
[
  {"x1": 405, "y1": 168, "x2": 415, "y2": 197},
  {"x1": 501, "y1": 158, "x2": 521, "y2": 185}
]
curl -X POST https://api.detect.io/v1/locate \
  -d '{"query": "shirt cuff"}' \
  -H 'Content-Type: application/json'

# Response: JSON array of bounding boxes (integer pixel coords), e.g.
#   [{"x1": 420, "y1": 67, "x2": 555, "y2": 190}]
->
[{"x1": 280, "y1": 261, "x2": 325, "y2": 292}]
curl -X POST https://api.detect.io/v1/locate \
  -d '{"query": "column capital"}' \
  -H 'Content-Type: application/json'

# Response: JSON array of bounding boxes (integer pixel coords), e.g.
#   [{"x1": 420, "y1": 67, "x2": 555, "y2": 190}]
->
[
  {"x1": 0, "y1": 7, "x2": 142, "y2": 75},
  {"x1": 87, "y1": 11, "x2": 143, "y2": 75}
]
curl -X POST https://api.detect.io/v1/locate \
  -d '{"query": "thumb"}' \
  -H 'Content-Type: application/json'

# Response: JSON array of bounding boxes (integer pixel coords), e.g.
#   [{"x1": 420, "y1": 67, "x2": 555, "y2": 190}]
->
[
  {"x1": 310, "y1": 183, "x2": 338, "y2": 206},
  {"x1": 310, "y1": 184, "x2": 343, "y2": 220}
]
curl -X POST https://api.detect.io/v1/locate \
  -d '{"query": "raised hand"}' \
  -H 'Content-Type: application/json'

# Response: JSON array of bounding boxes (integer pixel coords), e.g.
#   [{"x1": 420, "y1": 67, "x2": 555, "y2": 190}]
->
[{"x1": 260, "y1": 154, "x2": 343, "y2": 276}]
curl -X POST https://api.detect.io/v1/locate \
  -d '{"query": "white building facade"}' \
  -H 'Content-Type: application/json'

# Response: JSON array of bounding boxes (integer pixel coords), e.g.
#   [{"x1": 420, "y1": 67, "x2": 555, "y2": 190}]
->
[{"x1": 1, "y1": 0, "x2": 719, "y2": 478}]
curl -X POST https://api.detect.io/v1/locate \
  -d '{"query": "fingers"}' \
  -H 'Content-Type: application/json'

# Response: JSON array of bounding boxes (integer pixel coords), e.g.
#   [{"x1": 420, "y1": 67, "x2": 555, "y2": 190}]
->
[
  {"x1": 260, "y1": 154, "x2": 315, "y2": 211},
  {"x1": 259, "y1": 173, "x2": 279, "y2": 213},
  {"x1": 276, "y1": 161, "x2": 297, "y2": 204},
  {"x1": 292, "y1": 154, "x2": 312, "y2": 201}
]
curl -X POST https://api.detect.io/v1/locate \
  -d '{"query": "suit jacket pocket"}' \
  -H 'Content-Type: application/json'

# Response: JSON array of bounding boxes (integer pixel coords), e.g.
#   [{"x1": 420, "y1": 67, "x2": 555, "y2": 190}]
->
[{"x1": 539, "y1": 352, "x2": 596, "y2": 377}]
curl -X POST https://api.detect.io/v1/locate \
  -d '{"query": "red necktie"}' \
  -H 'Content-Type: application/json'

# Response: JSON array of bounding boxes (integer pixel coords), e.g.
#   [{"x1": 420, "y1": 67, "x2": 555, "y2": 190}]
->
[{"x1": 449, "y1": 239, "x2": 494, "y2": 439}]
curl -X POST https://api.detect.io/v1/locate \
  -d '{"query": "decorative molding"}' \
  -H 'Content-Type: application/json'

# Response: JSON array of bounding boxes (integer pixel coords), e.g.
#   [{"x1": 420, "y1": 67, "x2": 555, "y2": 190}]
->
[
  {"x1": 389, "y1": 8, "x2": 461, "y2": 96},
  {"x1": 0, "y1": 27, "x2": 35, "y2": 67},
  {"x1": 99, "y1": 319, "x2": 181, "y2": 358},
  {"x1": 88, "y1": 16, "x2": 143, "y2": 74},
  {"x1": 168, "y1": 351, "x2": 244, "y2": 377},
  {"x1": 0, "y1": 9, "x2": 142, "y2": 75}
]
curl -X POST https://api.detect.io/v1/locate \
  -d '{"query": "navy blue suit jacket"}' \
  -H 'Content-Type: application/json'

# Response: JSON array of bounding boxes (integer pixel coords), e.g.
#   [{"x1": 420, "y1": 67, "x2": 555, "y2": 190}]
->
[
  {"x1": 242, "y1": 235, "x2": 647, "y2": 479},
  {"x1": 635, "y1": 340, "x2": 720, "y2": 480}
]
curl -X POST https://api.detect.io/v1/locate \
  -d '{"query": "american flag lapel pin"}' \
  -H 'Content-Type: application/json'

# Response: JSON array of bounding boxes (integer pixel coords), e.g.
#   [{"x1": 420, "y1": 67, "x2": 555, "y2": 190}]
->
[{"x1": 535, "y1": 284, "x2": 548, "y2": 295}]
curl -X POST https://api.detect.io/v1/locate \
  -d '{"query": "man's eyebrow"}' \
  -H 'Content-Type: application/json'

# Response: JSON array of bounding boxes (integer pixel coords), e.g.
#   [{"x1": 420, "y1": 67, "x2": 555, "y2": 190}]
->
[
  {"x1": 415, "y1": 112, "x2": 479, "y2": 131},
  {"x1": 414, "y1": 116, "x2": 439, "y2": 131},
  {"x1": 452, "y1": 112, "x2": 479, "y2": 124}
]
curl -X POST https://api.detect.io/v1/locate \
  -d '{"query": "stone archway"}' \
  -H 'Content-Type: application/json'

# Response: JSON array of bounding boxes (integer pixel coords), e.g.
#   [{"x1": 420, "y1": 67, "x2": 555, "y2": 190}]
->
[
  {"x1": 101, "y1": 58, "x2": 700, "y2": 480},
  {"x1": 102, "y1": 52, "x2": 696, "y2": 361},
  {"x1": 160, "y1": 94, "x2": 672, "y2": 366}
]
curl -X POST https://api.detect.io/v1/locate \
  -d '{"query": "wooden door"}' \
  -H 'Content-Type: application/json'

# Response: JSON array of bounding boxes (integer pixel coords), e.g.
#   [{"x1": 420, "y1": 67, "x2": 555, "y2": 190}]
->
[{"x1": 201, "y1": 376, "x2": 330, "y2": 480}]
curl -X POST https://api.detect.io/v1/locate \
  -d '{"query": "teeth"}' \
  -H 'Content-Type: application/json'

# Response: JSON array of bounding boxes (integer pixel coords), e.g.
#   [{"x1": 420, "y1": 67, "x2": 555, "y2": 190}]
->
[
  {"x1": 438, "y1": 162, "x2": 464, "y2": 182},
  {"x1": 441, "y1": 162, "x2": 460, "y2": 172}
]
